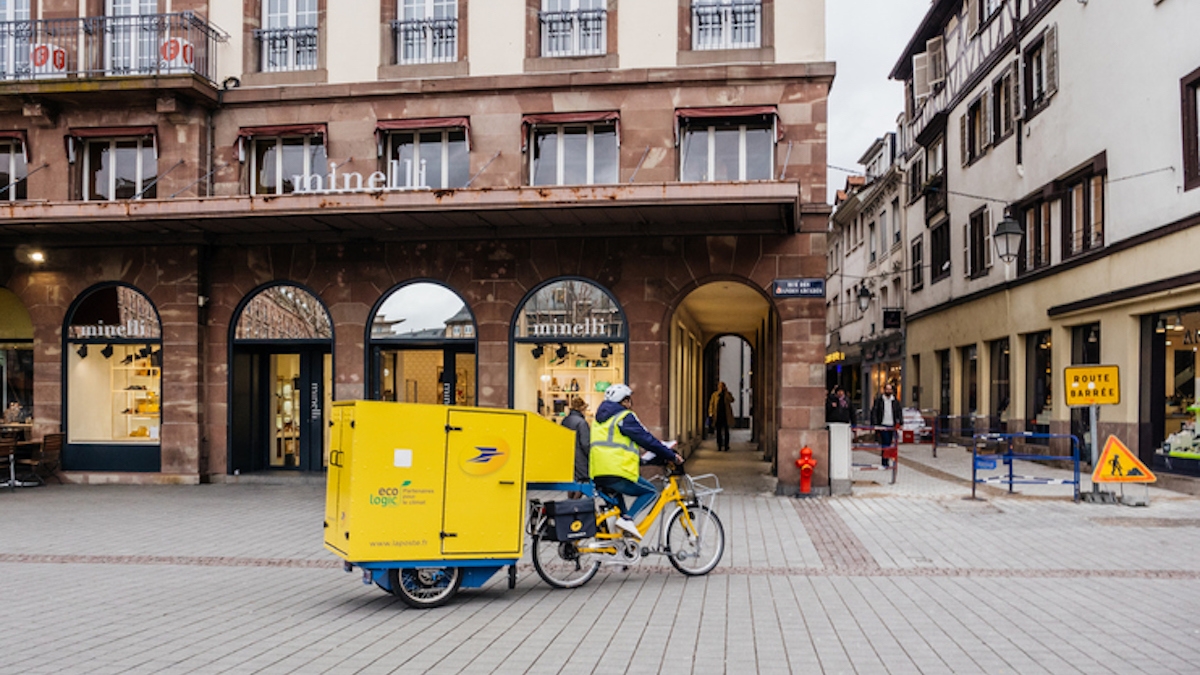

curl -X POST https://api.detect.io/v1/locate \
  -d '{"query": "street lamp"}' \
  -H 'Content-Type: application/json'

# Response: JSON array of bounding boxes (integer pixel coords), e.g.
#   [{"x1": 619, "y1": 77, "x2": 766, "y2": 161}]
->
[
  {"x1": 857, "y1": 286, "x2": 873, "y2": 313},
  {"x1": 992, "y1": 215, "x2": 1024, "y2": 264}
]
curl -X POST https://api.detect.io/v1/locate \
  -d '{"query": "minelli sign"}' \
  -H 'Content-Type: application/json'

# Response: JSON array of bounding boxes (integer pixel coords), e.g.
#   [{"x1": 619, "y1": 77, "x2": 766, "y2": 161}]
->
[
  {"x1": 69, "y1": 319, "x2": 155, "y2": 340},
  {"x1": 291, "y1": 160, "x2": 433, "y2": 194},
  {"x1": 527, "y1": 318, "x2": 609, "y2": 339}
]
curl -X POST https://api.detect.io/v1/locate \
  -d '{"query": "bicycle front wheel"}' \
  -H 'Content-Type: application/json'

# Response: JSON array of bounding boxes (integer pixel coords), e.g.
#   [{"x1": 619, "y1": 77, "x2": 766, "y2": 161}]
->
[
  {"x1": 666, "y1": 505, "x2": 725, "y2": 576},
  {"x1": 531, "y1": 533, "x2": 601, "y2": 589}
]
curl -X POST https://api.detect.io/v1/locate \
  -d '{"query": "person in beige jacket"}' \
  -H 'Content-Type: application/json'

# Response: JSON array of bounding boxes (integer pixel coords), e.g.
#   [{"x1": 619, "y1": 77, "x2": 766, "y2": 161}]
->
[{"x1": 708, "y1": 382, "x2": 735, "y2": 452}]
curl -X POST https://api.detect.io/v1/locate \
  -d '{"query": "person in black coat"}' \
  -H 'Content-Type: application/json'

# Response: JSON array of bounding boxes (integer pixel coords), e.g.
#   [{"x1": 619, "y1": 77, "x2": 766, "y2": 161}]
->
[
  {"x1": 870, "y1": 383, "x2": 903, "y2": 467},
  {"x1": 560, "y1": 396, "x2": 591, "y2": 483},
  {"x1": 825, "y1": 385, "x2": 854, "y2": 424}
]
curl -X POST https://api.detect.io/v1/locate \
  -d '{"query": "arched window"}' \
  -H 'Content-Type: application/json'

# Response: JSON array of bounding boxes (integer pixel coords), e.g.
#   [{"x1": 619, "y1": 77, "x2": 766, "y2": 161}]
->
[
  {"x1": 511, "y1": 277, "x2": 627, "y2": 420},
  {"x1": 368, "y1": 281, "x2": 476, "y2": 405}
]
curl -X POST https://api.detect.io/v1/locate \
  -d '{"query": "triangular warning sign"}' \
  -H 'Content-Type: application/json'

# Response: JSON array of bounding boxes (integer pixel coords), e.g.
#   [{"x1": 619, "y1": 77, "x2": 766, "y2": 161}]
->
[{"x1": 1092, "y1": 435, "x2": 1156, "y2": 484}]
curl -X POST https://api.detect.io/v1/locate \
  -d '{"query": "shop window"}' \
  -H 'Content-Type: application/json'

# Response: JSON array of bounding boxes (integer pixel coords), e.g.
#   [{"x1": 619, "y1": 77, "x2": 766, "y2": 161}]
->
[
  {"x1": 0, "y1": 0, "x2": 30, "y2": 80},
  {"x1": 930, "y1": 219, "x2": 950, "y2": 283},
  {"x1": 257, "y1": 0, "x2": 318, "y2": 73},
  {"x1": 1062, "y1": 174, "x2": 1104, "y2": 259},
  {"x1": 83, "y1": 137, "x2": 157, "y2": 201},
  {"x1": 910, "y1": 353, "x2": 921, "y2": 407},
  {"x1": 1070, "y1": 323, "x2": 1101, "y2": 458},
  {"x1": 512, "y1": 278, "x2": 627, "y2": 420},
  {"x1": 395, "y1": 0, "x2": 458, "y2": 64},
  {"x1": 250, "y1": 135, "x2": 327, "y2": 196},
  {"x1": 387, "y1": 128, "x2": 469, "y2": 189},
  {"x1": 235, "y1": 285, "x2": 333, "y2": 340},
  {"x1": 937, "y1": 348, "x2": 950, "y2": 417},
  {"x1": 540, "y1": 0, "x2": 606, "y2": 57},
  {"x1": 1184, "y1": 66, "x2": 1200, "y2": 192},
  {"x1": 0, "y1": 288, "x2": 33, "y2": 428},
  {"x1": 368, "y1": 282, "x2": 476, "y2": 406},
  {"x1": 910, "y1": 235, "x2": 924, "y2": 290},
  {"x1": 65, "y1": 285, "x2": 162, "y2": 446},
  {"x1": 989, "y1": 337, "x2": 1010, "y2": 426},
  {"x1": 1025, "y1": 331, "x2": 1052, "y2": 443},
  {"x1": 961, "y1": 344, "x2": 978, "y2": 436},
  {"x1": 691, "y1": 0, "x2": 761, "y2": 51},
  {"x1": 680, "y1": 117, "x2": 773, "y2": 182},
  {"x1": 0, "y1": 138, "x2": 27, "y2": 200},
  {"x1": 531, "y1": 123, "x2": 618, "y2": 186}
]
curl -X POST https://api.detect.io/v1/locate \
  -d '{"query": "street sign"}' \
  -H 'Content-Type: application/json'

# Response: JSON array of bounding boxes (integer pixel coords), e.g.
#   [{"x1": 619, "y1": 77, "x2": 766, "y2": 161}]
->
[
  {"x1": 974, "y1": 457, "x2": 997, "y2": 471},
  {"x1": 1064, "y1": 365, "x2": 1120, "y2": 407},
  {"x1": 1091, "y1": 435, "x2": 1156, "y2": 484},
  {"x1": 772, "y1": 278, "x2": 825, "y2": 298}
]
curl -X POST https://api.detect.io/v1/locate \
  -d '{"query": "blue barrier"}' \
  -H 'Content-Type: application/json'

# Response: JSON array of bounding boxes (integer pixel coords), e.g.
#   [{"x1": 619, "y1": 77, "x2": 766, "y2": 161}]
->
[{"x1": 971, "y1": 432, "x2": 1082, "y2": 502}]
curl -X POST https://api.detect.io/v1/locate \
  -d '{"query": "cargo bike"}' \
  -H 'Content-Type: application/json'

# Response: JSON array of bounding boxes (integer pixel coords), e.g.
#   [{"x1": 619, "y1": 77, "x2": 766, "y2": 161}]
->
[{"x1": 323, "y1": 401, "x2": 725, "y2": 608}]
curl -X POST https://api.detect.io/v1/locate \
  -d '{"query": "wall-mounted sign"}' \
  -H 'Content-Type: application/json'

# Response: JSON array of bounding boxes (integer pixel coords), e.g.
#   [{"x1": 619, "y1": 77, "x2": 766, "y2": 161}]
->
[
  {"x1": 824, "y1": 351, "x2": 845, "y2": 364},
  {"x1": 528, "y1": 319, "x2": 609, "y2": 339},
  {"x1": 772, "y1": 278, "x2": 825, "y2": 298},
  {"x1": 290, "y1": 160, "x2": 439, "y2": 195},
  {"x1": 68, "y1": 319, "x2": 156, "y2": 340},
  {"x1": 883, "y1": 309, "x2": 903, "y2": 330}
]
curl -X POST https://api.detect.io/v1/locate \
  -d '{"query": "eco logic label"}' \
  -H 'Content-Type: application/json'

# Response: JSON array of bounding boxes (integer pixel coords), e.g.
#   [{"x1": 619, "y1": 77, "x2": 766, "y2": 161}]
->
[{"x1": 1064, "y1": 365, "x2": 1120, "y2": 407}]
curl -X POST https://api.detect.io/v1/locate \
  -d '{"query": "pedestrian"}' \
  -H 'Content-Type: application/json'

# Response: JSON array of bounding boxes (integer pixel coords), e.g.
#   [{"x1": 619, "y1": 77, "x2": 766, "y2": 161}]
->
[
  {"x1": 708, "y1": 381, "x2": 735, "y2": 452},
  {"x1": 826, "y1": 385, "x2": 853, "y2": 424},
  {"x1": 560, "y1": 396, "x2": 591, "y2": 484},
  {"x1": 870, "y1": 383, "x2": 903, "y2": 467}
]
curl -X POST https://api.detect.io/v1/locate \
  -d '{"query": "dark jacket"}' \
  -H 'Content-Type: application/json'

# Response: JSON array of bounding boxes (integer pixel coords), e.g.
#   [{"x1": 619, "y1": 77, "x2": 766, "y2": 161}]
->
[
  {"x1": 826, "y1": 393, "x2": 854, "y2": 424},
  {"x1": 870, "y1": 394, "x2": 903, "y2": 427},
  {"x1": 560, "y1": 409, "x2": 591, "y2": 483},
  {"x1": 594, "y1": 400, "x2": 676, "y2": 463}
]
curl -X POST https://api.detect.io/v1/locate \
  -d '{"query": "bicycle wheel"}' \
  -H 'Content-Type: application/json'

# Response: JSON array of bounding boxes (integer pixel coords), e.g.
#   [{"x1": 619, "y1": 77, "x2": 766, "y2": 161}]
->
[
  {"x1": 388, "y1": 567, "x2": 462, "y2": 609},
  {"x1": 665, "y1": 505, "x2": 725, "y2": 576},
  {"x1": 531, "y1": 532, "x2": 601, "y2": 589}
]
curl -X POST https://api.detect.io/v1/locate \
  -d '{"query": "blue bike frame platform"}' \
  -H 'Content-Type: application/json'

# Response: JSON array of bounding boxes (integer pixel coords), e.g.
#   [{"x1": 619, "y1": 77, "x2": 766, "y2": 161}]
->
[{"x1": 353, "y1": 559, "x2": 517, "y2": 592}]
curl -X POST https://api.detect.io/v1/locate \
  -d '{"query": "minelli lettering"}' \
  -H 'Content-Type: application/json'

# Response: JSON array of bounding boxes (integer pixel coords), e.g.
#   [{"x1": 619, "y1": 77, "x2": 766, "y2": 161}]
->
[
  {"x1": 528, "y1": 318, "x2": 608, "y2": 338},
  {"x1": 290, "y1": 159, "x2": 433, "y2": 195},
  {"x1": 74, "y1": 319, "x2": 150, "y2": 339}
]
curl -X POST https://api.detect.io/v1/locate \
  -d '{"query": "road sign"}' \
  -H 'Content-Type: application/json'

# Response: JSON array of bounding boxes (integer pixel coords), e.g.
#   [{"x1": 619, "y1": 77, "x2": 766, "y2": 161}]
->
[
  {"x1": 1092, "y1": 435, "x2": 1156, "y2": 484},
  {"x1": 1064, "y1": 365, "x2": 1120, "y2": 407},
  {"x1": 772, "y1": 278, "x2": 825, "y2": 298}
]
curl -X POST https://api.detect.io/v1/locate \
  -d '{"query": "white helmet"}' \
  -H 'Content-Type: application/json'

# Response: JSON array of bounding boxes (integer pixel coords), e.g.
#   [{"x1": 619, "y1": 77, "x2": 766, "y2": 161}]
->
[{"x1": 603, "y1": 383, "x2": 633, "y2": 403}]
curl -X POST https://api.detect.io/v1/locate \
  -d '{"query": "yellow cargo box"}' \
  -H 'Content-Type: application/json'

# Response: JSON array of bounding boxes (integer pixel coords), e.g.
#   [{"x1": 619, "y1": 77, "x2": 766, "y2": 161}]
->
[{"x1": 324, "y1": 401, "x2": 575, "y2": 563}]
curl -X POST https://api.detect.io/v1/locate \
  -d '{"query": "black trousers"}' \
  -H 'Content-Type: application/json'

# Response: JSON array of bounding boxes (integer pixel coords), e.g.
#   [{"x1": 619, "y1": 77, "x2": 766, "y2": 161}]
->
[{"x1": 715, "y1": 420, "x2": 730, "y2": 450}]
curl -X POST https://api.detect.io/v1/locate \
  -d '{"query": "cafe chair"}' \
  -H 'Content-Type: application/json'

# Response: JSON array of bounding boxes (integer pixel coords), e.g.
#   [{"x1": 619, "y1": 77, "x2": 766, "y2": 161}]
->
[
  {"x1": 16, "y1": 433, "x2": 64, "y2": 486},
  {"x1": 0, "y1": 437, "x2": 15, "y2": 491}
]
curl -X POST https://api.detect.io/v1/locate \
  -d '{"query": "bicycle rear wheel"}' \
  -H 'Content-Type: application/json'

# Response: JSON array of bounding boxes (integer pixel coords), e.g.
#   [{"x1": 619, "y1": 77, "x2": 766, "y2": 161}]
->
[
  {"x1": 665, "y1": 505, "x2": 725, "y2": 576},
  {"x1": 531, "y1": 532, "x2": 601, "y2": 589}
]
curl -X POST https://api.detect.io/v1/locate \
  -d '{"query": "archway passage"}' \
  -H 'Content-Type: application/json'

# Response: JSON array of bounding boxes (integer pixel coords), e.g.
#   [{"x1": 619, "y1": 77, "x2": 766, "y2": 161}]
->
[{"x1": 669, "y1": 281, "x2": 779, "y2": 491}]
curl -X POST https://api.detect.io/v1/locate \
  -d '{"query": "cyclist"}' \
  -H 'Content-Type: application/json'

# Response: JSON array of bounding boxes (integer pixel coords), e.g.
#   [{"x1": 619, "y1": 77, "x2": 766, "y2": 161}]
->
[{"x1": 590, "y1": 383, "x2": 684, "y2": 539}]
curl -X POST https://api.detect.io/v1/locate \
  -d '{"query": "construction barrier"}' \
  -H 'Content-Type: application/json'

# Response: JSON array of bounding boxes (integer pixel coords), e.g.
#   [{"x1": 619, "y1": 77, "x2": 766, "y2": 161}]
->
[
  {"x1": 903, "y1": 409, "x2": 938, "y2": 457},
  {"x1": 971, "y1": 432, "x2": 1082, "y2": 502},
  {"x1": 851, "y1": 424, "x2": 899, "y2": 485}
]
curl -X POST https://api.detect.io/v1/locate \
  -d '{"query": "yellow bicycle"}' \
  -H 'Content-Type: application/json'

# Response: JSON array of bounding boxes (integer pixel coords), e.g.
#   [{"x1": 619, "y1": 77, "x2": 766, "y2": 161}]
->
[{"x1": 529, "y1": 465, "x2": 724, "y2": 588}]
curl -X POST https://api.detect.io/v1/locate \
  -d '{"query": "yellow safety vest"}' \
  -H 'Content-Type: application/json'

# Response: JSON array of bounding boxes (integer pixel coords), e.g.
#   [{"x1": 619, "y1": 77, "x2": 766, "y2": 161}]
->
[{"x1": 589, "y1": 410, "x2": 639, "y2": 481}]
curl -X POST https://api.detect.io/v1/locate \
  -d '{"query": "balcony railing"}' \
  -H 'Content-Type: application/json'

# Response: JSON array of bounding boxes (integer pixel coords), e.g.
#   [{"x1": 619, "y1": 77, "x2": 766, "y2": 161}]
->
[
  {"x1": 540, "y1": 9, "x2": 606, "y2": 58},
  {"x1": 392, "y1": 17, "x2": 457, "y2": 65},
  {"x1": 0, "y1": 12, "x2": 226, "y2": 84},
  {"x1": 692, "y1": 0, "x2": 761, "y2": 51},
  {"x1": 253, "y1": 25, "x2": 318, "y2": 73}
]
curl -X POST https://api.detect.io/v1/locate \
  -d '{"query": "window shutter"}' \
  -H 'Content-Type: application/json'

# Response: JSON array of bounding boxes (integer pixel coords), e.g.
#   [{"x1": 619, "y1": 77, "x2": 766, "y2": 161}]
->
[
  {"x1": 967, "y1": 0, "x2": 979, "y2": 36},
  {"x1": 1003, "y1": 64, "x2": 1015, "y2": 133},
  {"x1": 927, "y1": 37, "x2": 945, "y2": 85},
  {"x1": 1013, "y1": 59, "x2": 1024, "y2": 121},
  {"x1": 1045, "y1": 25, "x2": 1058, "y2": 98},
  {"x1": 984, "y1": 209, "x2": 993, "y2": 268},
  {"x1": 905, "y1": 81, "x2": 914, "y2": 120},
  {"x1": 959, "y1": 114, "x2": 968, "y2": 167},
  {"x1": 913, "y1": 53, "x2": 930, "y2": 100},
  {"x1": 982, "y1": 90, "x2": 992, "y2": 148},
  {"x1": 962, "y1": 222, "x2": 970, "y2": 275}
]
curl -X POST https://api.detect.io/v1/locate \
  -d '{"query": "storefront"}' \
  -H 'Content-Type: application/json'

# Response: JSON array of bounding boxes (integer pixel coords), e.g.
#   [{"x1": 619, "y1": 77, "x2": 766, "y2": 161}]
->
[
  {"x1": 863, "y1": 336, "x2": 903, "y2": 413},
  {"x1": 510, "y1": 278, "x2": 627, "y2": 422},
  {"x1": 0, "y1": 288, "x2": 33, "y2": 430},
  {"x1": 229, "y1": 283, "x2": 333, "y2": 473},
  {"x1": 1147, "y1": 307, "x2": 1200, "y2": 475},
  {"x1": 367, "y1": 281, "x2": 477, "y2": 406},
  {"x1": 63, "y1": 283, "x2": 162, "y2": 471}
]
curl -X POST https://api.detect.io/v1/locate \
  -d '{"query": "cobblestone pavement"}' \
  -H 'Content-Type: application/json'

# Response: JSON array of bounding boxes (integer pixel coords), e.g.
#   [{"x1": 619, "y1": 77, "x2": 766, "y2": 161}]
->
[{"x1": 3, "y1": 438, "x2": 1200, "y2": 674}]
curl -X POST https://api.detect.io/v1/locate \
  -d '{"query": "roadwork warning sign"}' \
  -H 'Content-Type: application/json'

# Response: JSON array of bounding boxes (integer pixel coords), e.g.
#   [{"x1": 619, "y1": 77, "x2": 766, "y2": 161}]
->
[
  {"x1": 1092, "y1": 436, "x2": 1156, "y2": 484},
  {"x1": 1064, "y1": 365, "x2": 1120, "y2": 407}
]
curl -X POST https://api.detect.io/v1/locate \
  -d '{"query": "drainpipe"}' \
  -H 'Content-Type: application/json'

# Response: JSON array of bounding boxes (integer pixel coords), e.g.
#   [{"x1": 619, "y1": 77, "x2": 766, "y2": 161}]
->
[{"x1": 1014, "y1": 1, "x2": 1024, "y2": 174}]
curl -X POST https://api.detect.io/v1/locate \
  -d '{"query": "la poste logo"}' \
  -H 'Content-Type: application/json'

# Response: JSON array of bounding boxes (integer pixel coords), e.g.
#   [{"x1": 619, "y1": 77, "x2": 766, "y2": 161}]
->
[{"x1": 460, "y1": 439, "x2": 510, "y2": 476}]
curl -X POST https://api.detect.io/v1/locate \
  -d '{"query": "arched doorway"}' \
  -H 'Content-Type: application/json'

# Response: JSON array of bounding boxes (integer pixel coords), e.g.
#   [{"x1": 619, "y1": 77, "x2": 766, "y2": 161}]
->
[
  {"x1": 0, "y1": 288, "x2": 33, "y2": 428},
  {"x1": 229, "y1": 283, "x2": 333, "y2": 473},
  {"x1": 669, "y1": 281, "x2": 778, "y2": 463},
  {"x1": 511, "y1": 277, "x2": 628, "y2": 421},
  {"x1": 367, "y1": 281, "x2": 477, "y2": 405},
  {"x1": 63, "y1": 283, "x2": 162, "y2": 471}
]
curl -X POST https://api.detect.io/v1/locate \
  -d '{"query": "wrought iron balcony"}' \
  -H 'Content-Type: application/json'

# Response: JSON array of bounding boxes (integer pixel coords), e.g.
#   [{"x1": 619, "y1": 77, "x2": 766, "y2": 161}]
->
[
  {"x1": 0, "y1": 12, "x2": 226, "y2": 84},
  {"x1": 539, "y1": 8, "x2": 606, "y2": 58},
  {"x1": 691, "y1": 0, "x2": 761, "y2": 51},
  {"x1": 392, "y1": 17, "x2": 457, "y2": 65},
  {"x1": 253, "y1": 25, "x2": 318, "y2": 73}
]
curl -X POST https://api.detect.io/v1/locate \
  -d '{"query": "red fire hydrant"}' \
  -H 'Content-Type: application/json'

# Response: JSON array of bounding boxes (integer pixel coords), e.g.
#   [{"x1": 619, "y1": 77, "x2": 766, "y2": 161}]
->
[{"x1": 796, "y1": 446, "x2": 817, "y2": 494}]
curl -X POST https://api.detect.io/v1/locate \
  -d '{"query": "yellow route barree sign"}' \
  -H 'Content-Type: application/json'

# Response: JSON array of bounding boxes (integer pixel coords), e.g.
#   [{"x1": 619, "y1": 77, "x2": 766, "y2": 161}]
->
[{"x1": 1064, "y1": 365, "x2": 1120, "y2": 406}]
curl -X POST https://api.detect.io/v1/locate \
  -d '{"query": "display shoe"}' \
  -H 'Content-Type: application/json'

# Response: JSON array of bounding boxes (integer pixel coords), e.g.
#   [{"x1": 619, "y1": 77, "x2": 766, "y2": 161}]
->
[{"x1": 614, "y1": 517, "x2": 641, "y2": 539}]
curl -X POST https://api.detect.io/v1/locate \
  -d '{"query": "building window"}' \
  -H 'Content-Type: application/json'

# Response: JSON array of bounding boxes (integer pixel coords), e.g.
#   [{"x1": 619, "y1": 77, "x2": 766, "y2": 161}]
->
[
  {"x1": 964, "y1": 95, "x2": 987, "y2": 164},
  {"x1": 105, "y1": 0, "x2": 159, "y2": 75},
  {"x1": 879, "y1": 210, "x2": 889, "y2": 255},
  {"x1": 257, "y1": 0, "x2": 318, "y2": 73},
  {"x1": 892, "y1": 198, "x2": 901, "y2": 245},
  {"x1": 930, "y1": 220, "x2": 950, "y2": 282},
  {"x1": 530, "y1": 123, "x2": 618, "y2": 186},
  {"x1": 910, "y1": 235, "x2": 924, "y2": 290},
  {"x1": 0, "y1": 0, "x2": 30, "y2": 80},
  {"x1": 692, "y1": 0, "x2": 761, "y2": 51},
  {"x1": 394, "y1": 0, "x2": 457, "y2": 64},
  {"x1": 992, "y1": 64, "x2": 1015, "y2": 142},
  {"x1": 967, "y1": 207, "x2": 991, "y2": 277},
  {"x1": 1181, "y1": 65, "x2": 1200, "y2": 191},
  {"x1": 868, "y1": 222, "x2": 877, "y2": 264},
  {"x1": 388, "y1": 128, "x2": 469, "y2": 189},
  {"x1": 540, "y1": 0, "x2": 606, "y2": 58},
  {"x1": 1022, "y1": 201, "x2": 1051, "y2": 272},
  {"x1": 1023, "y1": 26, "x2": 1057, "y2": 116},
  {"x1": 251, "y1": 135, "x2": 327, "y2": 195},
  {"x1": 84, "y1": 137, "x2": 157, "y2": 201},
  {"x1": 908, "y1": 156, "x2": 924, "y2": 202},
  {"x1": 680, "y1": 117, "x2": 774, "y2": 182},
  {"x1": 0, "y1": 139, "x2": 27, "y2": 200},
  {"x1": 927, "y1": 135, "x2": 944, "y2": 179},
  {"x1": 1063, "y1": 174, "x2": 1104, "y2": 258}
]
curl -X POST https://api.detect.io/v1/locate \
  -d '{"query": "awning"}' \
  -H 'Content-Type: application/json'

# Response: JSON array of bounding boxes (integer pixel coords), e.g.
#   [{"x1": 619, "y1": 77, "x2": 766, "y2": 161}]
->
[
  {"x1": 674, "y1": 105, "x2": 782, "y2": 144},
  {"x1": 68, "y1": 126, "x2": 159, "y2": 160},
  {"x1": 235, "y1": 123, "x2": 327, "y2": 141},
  {"x1": 0, "y1": 130, "x2": 29, "y2": 162},
  {"x1": 375, "y1": 117, "x2": 472, "y2": 153},
  {"x1": 520, "y1": 111, "x2": 620, "y2": 151}
]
